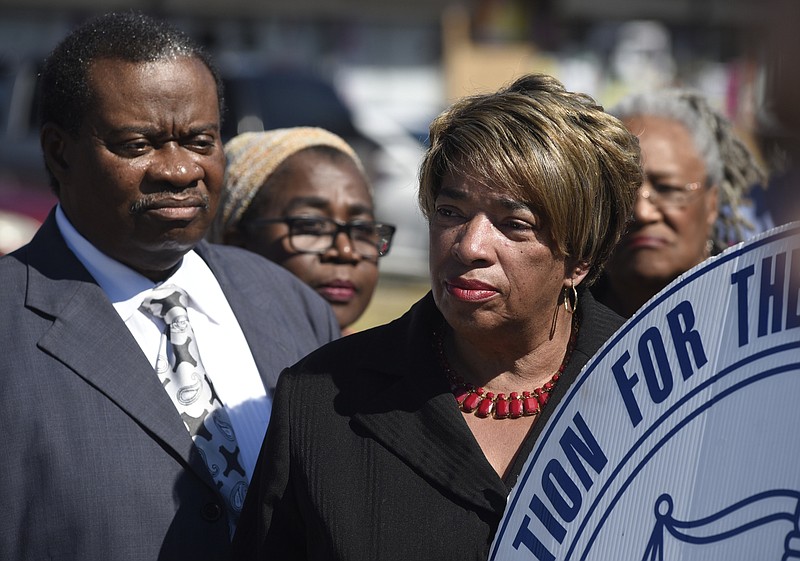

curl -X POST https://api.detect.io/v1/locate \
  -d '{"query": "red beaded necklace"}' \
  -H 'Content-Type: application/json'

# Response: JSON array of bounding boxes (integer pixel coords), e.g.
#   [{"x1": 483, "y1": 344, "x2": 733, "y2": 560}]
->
[{"x1": 435, "y1": 319, "x2": 579, "y2": 420}]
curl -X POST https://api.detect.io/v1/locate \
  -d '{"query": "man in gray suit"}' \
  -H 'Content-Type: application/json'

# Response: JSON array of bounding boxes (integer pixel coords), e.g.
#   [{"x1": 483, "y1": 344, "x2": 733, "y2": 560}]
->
[{"x1": 0, "y1": 11, "x2": 339, "y2": 560}]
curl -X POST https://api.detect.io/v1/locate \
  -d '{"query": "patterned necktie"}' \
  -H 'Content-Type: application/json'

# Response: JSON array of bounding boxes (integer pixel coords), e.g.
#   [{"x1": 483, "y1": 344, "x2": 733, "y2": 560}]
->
[{"x1": 140, "y1": 285, "x2": 248, "y2": 530}]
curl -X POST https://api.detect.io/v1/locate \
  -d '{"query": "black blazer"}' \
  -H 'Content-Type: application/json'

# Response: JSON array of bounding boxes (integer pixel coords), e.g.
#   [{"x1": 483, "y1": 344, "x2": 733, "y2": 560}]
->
[
  {"x1": 0, "y1": 211, "x2": 339, "y2": 561},
  {"x1": 233, "y1": 290, "x2": 624, "y2": 560}
]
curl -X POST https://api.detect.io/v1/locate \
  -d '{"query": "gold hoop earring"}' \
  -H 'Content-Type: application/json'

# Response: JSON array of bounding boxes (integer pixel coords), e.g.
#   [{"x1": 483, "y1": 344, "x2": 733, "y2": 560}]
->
[{"x1": 563, "y1": 280, "x2": 578, "y2": 314}]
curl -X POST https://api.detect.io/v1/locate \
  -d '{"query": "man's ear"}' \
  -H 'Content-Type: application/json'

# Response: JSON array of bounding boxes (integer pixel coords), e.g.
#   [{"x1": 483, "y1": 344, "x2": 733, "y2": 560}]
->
[{"x1": 40, "y1": 123, "x2": 71, "y2": 185}]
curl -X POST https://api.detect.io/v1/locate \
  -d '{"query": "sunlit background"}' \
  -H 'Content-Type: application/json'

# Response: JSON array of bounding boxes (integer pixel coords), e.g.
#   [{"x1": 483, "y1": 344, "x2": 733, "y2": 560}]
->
[{"x1": 0, "y1": 0, "x2": 782, "y2": 329}]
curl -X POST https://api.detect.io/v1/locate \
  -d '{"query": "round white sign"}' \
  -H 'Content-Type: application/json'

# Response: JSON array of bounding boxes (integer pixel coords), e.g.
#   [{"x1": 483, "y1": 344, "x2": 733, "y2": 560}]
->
[{"x1": 490, "y1": 223, "x2": 800, "y2": 561}]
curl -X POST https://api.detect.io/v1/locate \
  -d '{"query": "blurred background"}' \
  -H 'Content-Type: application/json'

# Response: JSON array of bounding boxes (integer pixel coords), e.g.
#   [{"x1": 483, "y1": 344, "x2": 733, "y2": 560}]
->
[{"x1": 0, "y1": 0, "x2": 789, "y2": 329}]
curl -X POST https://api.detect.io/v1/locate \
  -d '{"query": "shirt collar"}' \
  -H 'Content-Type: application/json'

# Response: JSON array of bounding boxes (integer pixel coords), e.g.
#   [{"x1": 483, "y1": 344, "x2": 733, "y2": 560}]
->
[
  {"x1": 166, "y1": 251, "x2": 227, "y2": 326},
  {"x1": 55, "y1": 205, "x2": 222, "y2": 324}
]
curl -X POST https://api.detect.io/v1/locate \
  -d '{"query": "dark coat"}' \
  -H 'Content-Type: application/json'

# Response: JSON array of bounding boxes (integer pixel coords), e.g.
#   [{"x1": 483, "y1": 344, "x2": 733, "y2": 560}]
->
[
  {"x1": 0, "y1": 211, "x2": 339, "y2": 561},
  {"x1": 232, "y1": 289, "x2": 624, "y2": 560}
]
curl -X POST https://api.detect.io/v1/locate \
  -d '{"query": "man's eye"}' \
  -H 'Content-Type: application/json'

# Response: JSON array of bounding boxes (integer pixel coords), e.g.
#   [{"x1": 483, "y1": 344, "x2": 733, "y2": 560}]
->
[
  {"x1": 185, "y1": 136, "x2": 217, "y2": 152},
  {"x1": 120, "y1": 140, "x2": 150, "y2": 153}
]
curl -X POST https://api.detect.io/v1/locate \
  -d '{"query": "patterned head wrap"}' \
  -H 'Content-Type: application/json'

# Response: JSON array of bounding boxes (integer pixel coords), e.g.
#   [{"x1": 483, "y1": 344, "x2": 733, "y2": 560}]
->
[{"x1": 208, "y1": 127, "x2": 365, "y2": 243}]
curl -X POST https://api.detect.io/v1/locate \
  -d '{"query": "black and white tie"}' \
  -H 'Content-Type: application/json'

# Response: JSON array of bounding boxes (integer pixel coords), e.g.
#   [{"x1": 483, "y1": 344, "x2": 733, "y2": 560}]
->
[{"x1": 141, "y1": 285, "x2": 248, "y2": 530}]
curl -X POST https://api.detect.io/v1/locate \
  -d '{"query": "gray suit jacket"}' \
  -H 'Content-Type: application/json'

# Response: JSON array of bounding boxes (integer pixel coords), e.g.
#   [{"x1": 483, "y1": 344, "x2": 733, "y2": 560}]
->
[{"x1": 0, "y1": 211, "x2": 339, "y2": 561}]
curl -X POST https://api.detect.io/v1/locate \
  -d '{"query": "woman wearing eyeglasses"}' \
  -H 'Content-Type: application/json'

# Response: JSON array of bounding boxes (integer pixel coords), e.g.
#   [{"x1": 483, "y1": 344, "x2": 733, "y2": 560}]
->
[
  {"x1": 231, "y1": 74, "x2": 643, "y2": 560},
  {"x1": 208, "y1": 127, "x2": 395, "y2": 333},
  {"x1": 592, "y1": 89, "x2": 766, "y2": 318}
]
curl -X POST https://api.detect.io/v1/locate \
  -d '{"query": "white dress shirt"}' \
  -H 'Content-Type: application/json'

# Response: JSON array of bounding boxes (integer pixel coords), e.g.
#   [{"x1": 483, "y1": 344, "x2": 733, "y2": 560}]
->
[{"x1": 55, "y1": 206, "x2": 270, "y2": 480}]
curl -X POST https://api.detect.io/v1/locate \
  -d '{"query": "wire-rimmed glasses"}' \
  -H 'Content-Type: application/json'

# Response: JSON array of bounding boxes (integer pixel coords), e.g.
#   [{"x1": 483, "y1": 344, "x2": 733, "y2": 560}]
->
[
  {"x1": 639, "y1": 181, "x2": 704, "y2": 209},
  {"x1": 248, "y1": 216, "x2": 396, "y2": 259}
]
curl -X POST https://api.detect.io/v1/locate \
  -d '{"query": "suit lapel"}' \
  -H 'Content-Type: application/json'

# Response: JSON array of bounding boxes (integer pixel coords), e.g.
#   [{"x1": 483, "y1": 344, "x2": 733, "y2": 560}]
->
[
  {"x1": 348, "y1": 295, "x2": 509, "y2": 517},
  {"x1": 24, "y1": 217, "x2": 218, "y2": 490}
]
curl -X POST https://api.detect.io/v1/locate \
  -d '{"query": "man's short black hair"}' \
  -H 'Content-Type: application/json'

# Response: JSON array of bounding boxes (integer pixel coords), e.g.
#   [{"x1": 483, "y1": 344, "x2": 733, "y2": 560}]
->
[{"x1": 39, "y1": 10, "x2": 224, "y2": 137}]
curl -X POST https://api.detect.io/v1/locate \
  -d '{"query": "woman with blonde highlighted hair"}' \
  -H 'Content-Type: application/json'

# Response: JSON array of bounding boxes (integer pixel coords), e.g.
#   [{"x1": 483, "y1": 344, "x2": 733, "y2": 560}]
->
[{"x1": 232, "y1": 74, "x2": 642, "y2": 560}]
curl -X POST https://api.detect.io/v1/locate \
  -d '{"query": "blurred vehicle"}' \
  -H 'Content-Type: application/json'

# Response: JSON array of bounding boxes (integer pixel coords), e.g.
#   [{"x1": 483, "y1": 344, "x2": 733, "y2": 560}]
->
[
  {"x1": 0, "y1": 56, "x2": 49, "y2": 192},
  {"x1": 0, "y1": 56, "x2": 56, "y2": 251}
]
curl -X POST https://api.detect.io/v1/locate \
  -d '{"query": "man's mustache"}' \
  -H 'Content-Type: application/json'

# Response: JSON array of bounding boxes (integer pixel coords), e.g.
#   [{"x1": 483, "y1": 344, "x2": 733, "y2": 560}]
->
[{"x1": 129, "y1": 193, "x2": 210, "y2": 215}]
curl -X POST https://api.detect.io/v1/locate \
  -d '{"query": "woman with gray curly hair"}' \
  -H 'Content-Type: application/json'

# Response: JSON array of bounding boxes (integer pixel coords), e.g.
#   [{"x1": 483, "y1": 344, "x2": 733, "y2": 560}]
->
[{"x1": 593, "y1": 89, "x2": 766, "y2": 318}]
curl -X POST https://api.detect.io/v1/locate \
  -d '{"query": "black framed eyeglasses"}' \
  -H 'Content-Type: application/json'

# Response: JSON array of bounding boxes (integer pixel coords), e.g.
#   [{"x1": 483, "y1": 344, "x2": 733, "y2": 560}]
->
[{"x1": 248, "y1": 216, "x2": 396, "y2": 258}]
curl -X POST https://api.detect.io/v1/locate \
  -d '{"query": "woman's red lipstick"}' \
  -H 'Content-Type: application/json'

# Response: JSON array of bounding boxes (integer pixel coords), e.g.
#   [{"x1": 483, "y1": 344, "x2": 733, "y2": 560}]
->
[{"x1": 445, "y1": 278, "x2": 498, "y2": 302}]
